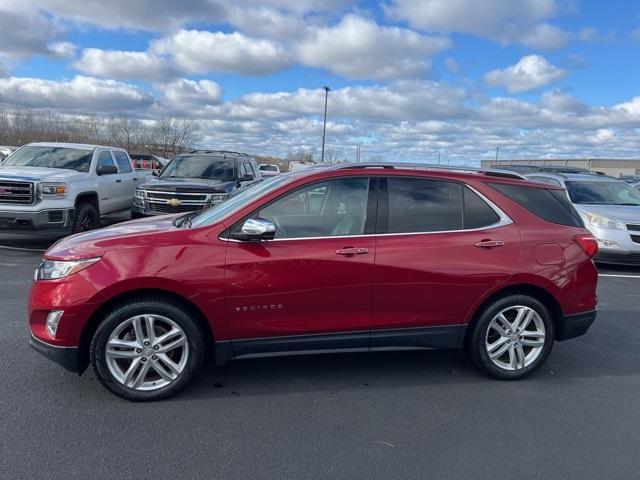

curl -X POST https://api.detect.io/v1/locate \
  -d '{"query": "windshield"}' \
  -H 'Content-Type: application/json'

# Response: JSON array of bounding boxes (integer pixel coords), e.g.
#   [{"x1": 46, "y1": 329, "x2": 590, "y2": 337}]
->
[
  {"x1": 1, "y1": 146, "x2": 94, "y2": 172},
  {"x1": 191, "y1": 175, "x2": 292, "y2": 228},
  {"x1": 566, "y1": 181, "x2": 640, "y2": 206},
  {"x1": 160, "y1": 155, "x2": 235, "y2": 181}
]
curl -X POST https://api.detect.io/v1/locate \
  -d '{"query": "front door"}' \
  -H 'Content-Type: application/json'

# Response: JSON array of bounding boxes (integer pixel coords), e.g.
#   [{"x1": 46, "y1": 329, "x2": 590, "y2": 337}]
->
[
  {"x1": 224, "y1": 176, "x2": 376, "y2": 355},
  {"x1": 371, "y1": 177, "x2": 520, "y2": 349}
]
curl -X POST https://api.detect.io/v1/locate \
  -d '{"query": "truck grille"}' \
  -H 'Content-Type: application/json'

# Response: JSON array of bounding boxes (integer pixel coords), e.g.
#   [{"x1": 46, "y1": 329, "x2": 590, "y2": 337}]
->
[
  {"x1": 0, "y1": 180, "x2": 35, "y2": 205},
  {"x1": 146, "y1": 191, "x2": 209, "y2": 215}
]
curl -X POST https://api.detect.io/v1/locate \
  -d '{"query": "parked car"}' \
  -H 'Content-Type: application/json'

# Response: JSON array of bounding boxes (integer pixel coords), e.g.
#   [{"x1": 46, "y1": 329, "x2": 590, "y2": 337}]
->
[
  {"x1": 0, "y1": 142, "x2": 146, "y2": 235},
  {"x1": 132, "y1": 150, "x2": 262, "y2": 218},
  {"x1": 130, "y1": 154, "x2": 168, "y2": 173},
  {"x1": 526, "y1": 172, "x2": 640, "y2": 265},
  {"x1": 0, "y1": 146, "x2": 17, "y2": 162},
  {"x1": 259, "y1": 163, "x2": 280, "y2": 177},
  {"x1": 29, "y1": 163, "x2": 598, "y2": 400}
]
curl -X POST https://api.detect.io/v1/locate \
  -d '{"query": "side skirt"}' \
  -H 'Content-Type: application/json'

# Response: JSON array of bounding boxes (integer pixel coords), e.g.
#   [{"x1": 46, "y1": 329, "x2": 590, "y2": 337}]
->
[{"x1": 214, "y1": 325, "x2": 466, "y2": 365}]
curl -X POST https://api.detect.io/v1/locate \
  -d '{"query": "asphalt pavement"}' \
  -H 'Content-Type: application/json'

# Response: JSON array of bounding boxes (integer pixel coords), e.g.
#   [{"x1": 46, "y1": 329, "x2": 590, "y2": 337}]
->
[{"x1": 1, "y1": 234, "x2": 640, "y2": 479}]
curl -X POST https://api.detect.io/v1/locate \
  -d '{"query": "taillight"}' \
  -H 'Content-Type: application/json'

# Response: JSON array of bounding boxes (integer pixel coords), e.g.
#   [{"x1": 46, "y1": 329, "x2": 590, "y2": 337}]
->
[{"x1": 574, "y1": 234, "x2": 598, "y2": 258}]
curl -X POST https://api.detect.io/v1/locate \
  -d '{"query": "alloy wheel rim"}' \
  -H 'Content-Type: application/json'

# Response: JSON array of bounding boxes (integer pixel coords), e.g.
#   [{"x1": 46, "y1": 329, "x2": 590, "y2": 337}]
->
[
  {"x1": 485, "y1": 306, "x2": 546, "y2": 371},
  {"x1": 105, "y1": 314, "x2": 189, "y2": 391}
]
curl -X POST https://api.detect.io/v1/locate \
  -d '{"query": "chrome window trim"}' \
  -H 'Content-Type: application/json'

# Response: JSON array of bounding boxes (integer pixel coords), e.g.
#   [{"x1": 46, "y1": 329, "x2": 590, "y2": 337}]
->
[{"x1": 222, "y1": 183, "x2": 513, "y2": 243}]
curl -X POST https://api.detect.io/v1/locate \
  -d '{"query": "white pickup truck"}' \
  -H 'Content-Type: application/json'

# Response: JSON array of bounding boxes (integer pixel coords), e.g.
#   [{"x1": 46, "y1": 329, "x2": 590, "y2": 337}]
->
[{"x1": 0, "y1": 142, "x2": 147, "y2": 236}]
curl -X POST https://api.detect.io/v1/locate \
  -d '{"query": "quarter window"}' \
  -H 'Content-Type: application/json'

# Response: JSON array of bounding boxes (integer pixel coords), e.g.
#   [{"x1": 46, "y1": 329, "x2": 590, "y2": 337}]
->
[
  {"x1": 384, "y1": 178, "x2": 463, "y2": 233},
  {"x1": 247, "y1": 177, "x2": 370, "y2": 239}
]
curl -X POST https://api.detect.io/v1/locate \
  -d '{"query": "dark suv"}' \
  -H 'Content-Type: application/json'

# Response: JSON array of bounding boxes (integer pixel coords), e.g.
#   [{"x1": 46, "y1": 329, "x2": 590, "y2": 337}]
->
[
  {"x1": 132, "y1": 150, "x2": 262, "y2": 217},
  {"x1": 29, "y1": 163, "x2": 598, "y2": 401}
]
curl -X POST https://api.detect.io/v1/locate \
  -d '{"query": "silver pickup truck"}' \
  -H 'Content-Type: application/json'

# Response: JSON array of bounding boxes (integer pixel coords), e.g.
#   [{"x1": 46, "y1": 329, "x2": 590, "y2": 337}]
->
[{"x1": 0, "y1": 142, "x2": 147, "y2": 236}]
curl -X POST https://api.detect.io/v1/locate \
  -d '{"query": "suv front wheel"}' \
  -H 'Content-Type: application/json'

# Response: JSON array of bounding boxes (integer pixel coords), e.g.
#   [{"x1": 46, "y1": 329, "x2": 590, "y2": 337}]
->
[
  {"x1": 90, "y1": 298, "x2": 205, "y2": 401},
  {"x1": 469, "y1": 295, "x2": 555, "y2": 380}
]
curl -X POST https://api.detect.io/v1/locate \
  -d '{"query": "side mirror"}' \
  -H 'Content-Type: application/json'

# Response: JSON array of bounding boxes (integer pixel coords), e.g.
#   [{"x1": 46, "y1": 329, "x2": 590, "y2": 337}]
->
[
  {"x1": 152, "y1": 170, "x2": 159, "y2": 176},
  {"x1": 96, "y1": 164, "x2": 118, "y2": 176},
  {"x1": 230, "y1": 218, "x2": 276, "y2": 241},
  {"x1": 241, "y1": 174, "x2": 254, "y2": 182}
]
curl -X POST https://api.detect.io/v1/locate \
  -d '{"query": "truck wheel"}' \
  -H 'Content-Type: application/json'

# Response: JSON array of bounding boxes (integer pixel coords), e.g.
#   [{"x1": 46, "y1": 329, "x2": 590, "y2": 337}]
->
[{"x1": 72, "y1": 202, "x2": 99, "y2": 233}]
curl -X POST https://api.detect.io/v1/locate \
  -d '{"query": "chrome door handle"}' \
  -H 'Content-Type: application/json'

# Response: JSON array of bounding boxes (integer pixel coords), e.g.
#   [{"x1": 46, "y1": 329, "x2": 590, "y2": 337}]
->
[
  {"x1": 336, "y1": 247, "x2": 369, "y2": 256},
  {"x1": 475, "y1": 240, "x2": 505, "y2": 248}
]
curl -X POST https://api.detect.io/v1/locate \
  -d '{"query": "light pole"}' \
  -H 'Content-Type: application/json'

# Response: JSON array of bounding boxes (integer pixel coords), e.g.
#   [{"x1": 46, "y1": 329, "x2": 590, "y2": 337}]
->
[
  {"x1": 495, "y1": 146, "x2": 500, "y2": 162},
  {"x1": 437, "y1": 152, "x2": 441, "y2": 164},
  {"x1": 321, "y1": 86, "x2": 330, "y2": 163}
]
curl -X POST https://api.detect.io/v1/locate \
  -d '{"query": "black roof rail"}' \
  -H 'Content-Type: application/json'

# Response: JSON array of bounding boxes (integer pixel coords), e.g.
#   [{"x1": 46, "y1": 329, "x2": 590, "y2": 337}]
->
[
  {"x1": 331, "y1": 162, "x2": 525, "y2": 179},
  {"x1": 188, "y1": 149, "x2": 250, "y2": 157}
]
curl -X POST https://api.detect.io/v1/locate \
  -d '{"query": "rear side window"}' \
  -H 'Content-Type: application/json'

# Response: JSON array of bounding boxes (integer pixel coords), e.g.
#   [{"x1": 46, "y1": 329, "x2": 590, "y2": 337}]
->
[
  {"x1": 113, "y1": 151, "x2": 132, "y2": 173},
  {"x1": 384, "y1": 178, "x2": 463, "y2": 233},
  {"x1": 489, "y1": 183, "x2": 584, "y2": 227},
  {"x1": 463, "y1": 188, "x2": 501, "y2": 229}
]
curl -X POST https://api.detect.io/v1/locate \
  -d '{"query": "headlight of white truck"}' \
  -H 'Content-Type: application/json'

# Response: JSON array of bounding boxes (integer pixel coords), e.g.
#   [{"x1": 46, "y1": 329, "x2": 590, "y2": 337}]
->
[{"x1": 39, "y1": 183, "x2": 67, "y2": 197}]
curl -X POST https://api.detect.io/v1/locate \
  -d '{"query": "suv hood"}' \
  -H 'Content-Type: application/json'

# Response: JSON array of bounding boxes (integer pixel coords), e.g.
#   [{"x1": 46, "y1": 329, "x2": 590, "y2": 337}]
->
[
  {"x1": 139, "y1": 177, "x2": 235, "y2": 193},
  {"x1": 45, "y1": 215, "x2": 180, "y2": 260},
  {"x1": 574, "y1": 204, "x2": 640, "y2": 224},
  {"x1": 0, "y1": 166, "x2": 86, "y2": 182}
]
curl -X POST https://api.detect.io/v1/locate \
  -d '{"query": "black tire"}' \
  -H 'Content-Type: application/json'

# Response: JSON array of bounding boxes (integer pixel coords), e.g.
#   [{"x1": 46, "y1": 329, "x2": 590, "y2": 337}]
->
[
  {"x1": 130, "y1": 211, "x2": 145, "y2": 220},
  {"x1": 90, "y1": 298, "x2": 205, "y2": 401},
  {"x1": 72, "y1": 202, "x2": 99, "y2": 233},
  {"x1": 469, "y1": 294, "x2": 555, "y2": 380}
]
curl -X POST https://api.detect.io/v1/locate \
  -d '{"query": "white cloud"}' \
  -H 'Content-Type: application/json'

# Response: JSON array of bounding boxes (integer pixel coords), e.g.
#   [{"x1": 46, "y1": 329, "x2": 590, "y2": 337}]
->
[
  {"x1": 0, "y1": 75, "x2": 153, "y2": 112},
  {"x1": 160, "y1": 79, "x2": 222, "y2": 110},
  {"x1": 75, "y1": 49, "x2": 177, "y2": 81},
  {"x1": 444, "y1": 57, "x2": 460, "y2": 74},
  {"x1": 386, "y1": 0, "x2": 569, "y2": 49},
  {"x1": 47, "y1": 42, "x2": 77, "y2": 59},
  {"x1": 297, "y1": 15, "x2": 450, "y2": 80},
  {"x1": 518, "y1": 23, "x2": 570, "y2": 50},
  {"x1": 152, "y1": 30, "x2": 291, "y2": 75},
  {"x1": 484, "y1": 55, "x2": 567, "y2": 93}
]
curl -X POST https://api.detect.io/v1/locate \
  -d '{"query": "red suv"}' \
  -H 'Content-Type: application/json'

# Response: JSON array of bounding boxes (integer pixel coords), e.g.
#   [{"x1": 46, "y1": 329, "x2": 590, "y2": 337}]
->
[{"x1": 29, "y1": 164, "x2": 598, "y2": 400}]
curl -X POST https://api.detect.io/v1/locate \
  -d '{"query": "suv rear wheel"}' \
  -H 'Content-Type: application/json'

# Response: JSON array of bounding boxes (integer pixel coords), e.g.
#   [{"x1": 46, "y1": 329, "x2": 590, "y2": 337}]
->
[
  {"x1": 469, "y1": 295, "x2": 554, "y2": 380},
  {"x1": 90, "y1": 299, "x2": 205, "y2": 401}
]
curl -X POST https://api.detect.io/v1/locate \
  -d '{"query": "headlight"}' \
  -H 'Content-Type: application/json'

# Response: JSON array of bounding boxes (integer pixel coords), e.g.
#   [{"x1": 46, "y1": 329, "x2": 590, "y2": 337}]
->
[
  {"x1": 210, "y1": 193, "x2": 230, "y2": 204},
  {"x1": 585, "y1": 212, "x2": 623, "y2": 230},
  {"x1": 40, "y1": 183, "x2": 67, "y2": 197},
  {"x1": 135, "y1": 189, "x2": 146, "y2": 199},
  {"x1": 35, "y1": 258, "x2": 101, "y2": 281}
]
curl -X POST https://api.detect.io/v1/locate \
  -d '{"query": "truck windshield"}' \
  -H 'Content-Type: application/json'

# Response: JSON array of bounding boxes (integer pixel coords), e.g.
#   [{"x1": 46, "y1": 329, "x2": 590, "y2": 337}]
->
[
  {"x1": 565, "y1": 181, "x2": 640, "y2": 206},
  {"x1": 2, "y1": 146, "x2": 94, "y2": 172},
  {"x1": 160, "y1": 156, "x2": 235, "y2": 181},
  {"x1": 190, "y1": 175, "x2": 291, "y2": 228}
]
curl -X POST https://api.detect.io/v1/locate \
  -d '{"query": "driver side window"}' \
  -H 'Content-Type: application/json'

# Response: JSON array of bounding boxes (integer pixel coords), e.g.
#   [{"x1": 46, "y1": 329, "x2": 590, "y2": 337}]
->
[{"x1": 254, "y1": 177, "x2": 369, "y2": 239}]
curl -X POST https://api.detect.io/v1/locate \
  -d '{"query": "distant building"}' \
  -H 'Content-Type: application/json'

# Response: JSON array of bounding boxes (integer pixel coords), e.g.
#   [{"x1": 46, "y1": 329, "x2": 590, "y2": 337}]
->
[{"x1": 481, "y1": 159, "x2": 640, "y2": 177}]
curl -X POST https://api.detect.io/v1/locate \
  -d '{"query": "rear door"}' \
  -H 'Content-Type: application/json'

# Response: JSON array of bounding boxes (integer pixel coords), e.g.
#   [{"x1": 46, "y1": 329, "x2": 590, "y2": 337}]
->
[
  {"x1": 370, "y1": 176, "x2": 520, "y2": 349},
  {"x1": 111, "y1": 150, "x2": 138, "y2": 210}
]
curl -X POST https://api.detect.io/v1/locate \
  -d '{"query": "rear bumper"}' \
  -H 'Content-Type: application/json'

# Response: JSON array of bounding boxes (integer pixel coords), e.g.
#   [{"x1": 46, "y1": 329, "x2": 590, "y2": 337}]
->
[
  {"x1": 556, "y1": 309, "x2": 597, "y2": 341},
  {"x1": 0, "y1": 208, "x2": 74, "y2": 234},
  {"x1": 29, "y1": 335, "x2": 79, "y2": 373}
]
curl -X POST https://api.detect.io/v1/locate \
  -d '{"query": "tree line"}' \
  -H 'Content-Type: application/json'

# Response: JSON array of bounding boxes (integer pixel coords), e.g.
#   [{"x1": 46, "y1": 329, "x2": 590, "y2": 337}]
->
[{"x1": 0, "y1": 107, "x2": 199, "y2": 158}]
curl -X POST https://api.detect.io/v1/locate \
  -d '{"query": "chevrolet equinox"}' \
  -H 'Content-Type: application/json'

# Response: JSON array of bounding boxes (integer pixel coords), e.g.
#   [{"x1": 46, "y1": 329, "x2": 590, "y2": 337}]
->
[{"x1": 29, "y1": 164, "x2": 598, "y2": 401}]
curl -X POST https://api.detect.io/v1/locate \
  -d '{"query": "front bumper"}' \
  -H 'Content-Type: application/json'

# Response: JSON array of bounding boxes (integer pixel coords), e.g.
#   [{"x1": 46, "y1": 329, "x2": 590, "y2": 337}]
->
[
  {"x1": 556, "y1": 309, "x2": 597, "y2": 341},
  {"x1": 595, "y1": 251, "x2": 640, "y2": 266},
  {"x1": 29, "y1": 334, "x2": 79, "y2": 372},
  {"x1": 0, "y1": 208, "x2": 74, "y2": 234}
]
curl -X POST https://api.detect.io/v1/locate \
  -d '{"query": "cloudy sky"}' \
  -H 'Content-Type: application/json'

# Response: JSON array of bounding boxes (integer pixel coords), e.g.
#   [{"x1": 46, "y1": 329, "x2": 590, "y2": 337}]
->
[{"x1": 0, "y1": 0, "x2": 639, "y2": 163}]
